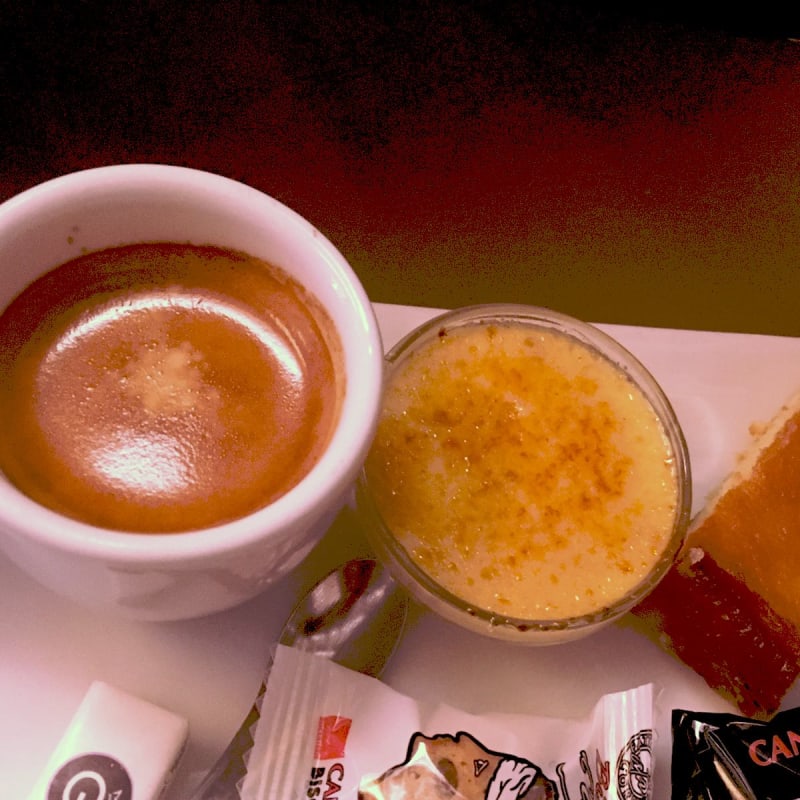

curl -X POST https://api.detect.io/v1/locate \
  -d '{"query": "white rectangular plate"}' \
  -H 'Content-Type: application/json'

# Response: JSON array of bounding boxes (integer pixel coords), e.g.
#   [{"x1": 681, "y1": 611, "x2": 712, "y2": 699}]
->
[{"x1": 4, "y1": 302, "x2": 800, "y2": 799}]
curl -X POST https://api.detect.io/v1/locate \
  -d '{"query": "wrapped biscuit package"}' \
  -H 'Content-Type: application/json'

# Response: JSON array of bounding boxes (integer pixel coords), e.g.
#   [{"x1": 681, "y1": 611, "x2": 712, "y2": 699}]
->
[
  {"x1": 672, "y1": 706, "x2": 800, "y2": 799},
  {"x1": 240, "y1": 644, "x2": 654, "y2": 800}
]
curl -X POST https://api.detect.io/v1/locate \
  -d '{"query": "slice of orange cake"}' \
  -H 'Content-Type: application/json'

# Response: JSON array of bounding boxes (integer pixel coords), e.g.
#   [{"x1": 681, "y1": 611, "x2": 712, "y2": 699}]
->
[{"x1": 632, "y1": 390, "x2": 800, "y2": 718}]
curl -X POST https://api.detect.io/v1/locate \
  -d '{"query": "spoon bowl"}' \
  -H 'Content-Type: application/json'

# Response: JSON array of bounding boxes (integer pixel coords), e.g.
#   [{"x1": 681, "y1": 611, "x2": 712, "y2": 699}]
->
[{"x1": 282, "y1": 557, "x2": 407, "y2": 675}]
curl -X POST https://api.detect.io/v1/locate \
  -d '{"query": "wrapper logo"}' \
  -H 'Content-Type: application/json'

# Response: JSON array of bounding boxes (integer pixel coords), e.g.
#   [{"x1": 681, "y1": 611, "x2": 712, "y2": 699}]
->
[
  {"x1": 616, "y1": 730, "x2": 652, "y2": 800},
  {"x1": 315, "y1": 715, "x2": 352, "y2": 760},
  {"x1": 47, "y1": 753, "x2": 132, "y2": 800}
]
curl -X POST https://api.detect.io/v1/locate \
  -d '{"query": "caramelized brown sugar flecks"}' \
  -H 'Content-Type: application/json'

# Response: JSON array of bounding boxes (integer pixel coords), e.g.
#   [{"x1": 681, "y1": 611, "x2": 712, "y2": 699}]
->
[
  {"x1": 0, "y1": 244, "x2": 343, "y2": 532},
  {"x1": 365, "y1": 322, "x2": 679, "y2": 620}
]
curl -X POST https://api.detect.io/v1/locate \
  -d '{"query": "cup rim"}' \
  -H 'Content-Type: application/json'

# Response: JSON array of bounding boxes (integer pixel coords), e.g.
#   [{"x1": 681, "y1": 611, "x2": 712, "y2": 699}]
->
[
  {"x1": 357, "y1": 302, "x2": 692, "y2": 637},
  {"x1": 0, "y1": 164, "x2": 384, "y2": 562}
]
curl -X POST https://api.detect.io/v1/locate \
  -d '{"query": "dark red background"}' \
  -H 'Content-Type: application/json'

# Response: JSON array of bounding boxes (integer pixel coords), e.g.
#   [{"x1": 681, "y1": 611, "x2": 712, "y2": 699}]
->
[{"x1": 4, "y1": 2, "x2": 800, "y2": 334}]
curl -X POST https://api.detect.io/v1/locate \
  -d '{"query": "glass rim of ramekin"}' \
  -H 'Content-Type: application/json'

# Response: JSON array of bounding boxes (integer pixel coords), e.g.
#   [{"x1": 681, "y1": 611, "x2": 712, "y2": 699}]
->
[{"x1": 357, "y1": 303, "x2": 692, "y2": 639}]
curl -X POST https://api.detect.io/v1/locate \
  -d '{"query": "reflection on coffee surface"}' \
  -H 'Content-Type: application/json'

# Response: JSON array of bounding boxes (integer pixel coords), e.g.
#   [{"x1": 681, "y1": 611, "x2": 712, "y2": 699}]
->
[
  {"x1": 365, "y1": 321, "x2": 678, "y2": 620},
  {"x1": 0, "y1": 243, "x2": 343, "y2": 532}
]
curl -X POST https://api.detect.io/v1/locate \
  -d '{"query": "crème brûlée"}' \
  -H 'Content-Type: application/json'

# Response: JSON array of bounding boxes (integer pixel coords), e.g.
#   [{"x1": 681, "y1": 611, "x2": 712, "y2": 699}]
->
[{"x1": 365, "y1": 321, "x2": 680, "y2": 621}]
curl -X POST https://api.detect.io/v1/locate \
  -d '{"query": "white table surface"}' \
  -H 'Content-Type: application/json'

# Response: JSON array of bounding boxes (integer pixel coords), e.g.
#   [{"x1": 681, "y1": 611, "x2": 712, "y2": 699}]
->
[{"x1": 4, "y1": 302, "x2": 800, "y2": 798}]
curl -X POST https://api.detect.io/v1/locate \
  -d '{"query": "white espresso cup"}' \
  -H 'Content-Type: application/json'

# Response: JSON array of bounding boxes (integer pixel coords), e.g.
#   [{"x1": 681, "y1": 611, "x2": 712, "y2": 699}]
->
[{"x1": 0, "y1": 164, "x2": 383, "y2": 620}]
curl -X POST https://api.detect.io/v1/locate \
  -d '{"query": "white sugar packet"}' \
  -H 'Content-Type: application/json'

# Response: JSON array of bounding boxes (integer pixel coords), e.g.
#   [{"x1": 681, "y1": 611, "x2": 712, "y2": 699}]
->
[{"x1": 241, "y1": 644, "x2": 654, "y2": 800}]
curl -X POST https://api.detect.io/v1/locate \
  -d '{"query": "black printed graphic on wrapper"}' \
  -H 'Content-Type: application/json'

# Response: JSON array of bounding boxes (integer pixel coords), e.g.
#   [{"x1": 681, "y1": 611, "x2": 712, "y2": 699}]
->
[
  {"x1": 358, "y1": 730, "x2": 559, "y2": 800},
  {"x1": 617, "y1": 730, "x2": 653, "y2": 800},
  {"x1": 47, "y1": 753, "x2": 133, "y2": 800},
  {"x1": 672, "y1": 707, "x2": 800, "y2": 800}
]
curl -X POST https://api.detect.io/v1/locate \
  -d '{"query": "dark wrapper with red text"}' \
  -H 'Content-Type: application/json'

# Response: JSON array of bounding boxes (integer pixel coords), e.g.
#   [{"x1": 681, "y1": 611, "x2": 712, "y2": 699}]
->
[{"x1": 672, "y1": 706, "x2": 800, "y2": 799}]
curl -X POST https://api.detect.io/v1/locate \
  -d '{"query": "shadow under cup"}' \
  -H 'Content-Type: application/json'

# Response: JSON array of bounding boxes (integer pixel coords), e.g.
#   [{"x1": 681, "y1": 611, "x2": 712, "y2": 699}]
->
[{"x1": 0, "y1": 164, "x2": 384, "y2": 621}]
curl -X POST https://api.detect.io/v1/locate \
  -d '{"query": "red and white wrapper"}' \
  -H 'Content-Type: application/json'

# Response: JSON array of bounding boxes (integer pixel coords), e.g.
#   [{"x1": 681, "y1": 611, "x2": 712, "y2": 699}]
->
[{"x1": 240, "y1": 644, "x2": 654, "y2": 800}]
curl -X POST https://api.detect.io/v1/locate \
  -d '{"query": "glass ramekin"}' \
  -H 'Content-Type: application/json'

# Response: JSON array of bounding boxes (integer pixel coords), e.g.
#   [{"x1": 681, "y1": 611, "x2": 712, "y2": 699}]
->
[{"x1": 356, "y1": 304, "x2": 691, "y2": 644}]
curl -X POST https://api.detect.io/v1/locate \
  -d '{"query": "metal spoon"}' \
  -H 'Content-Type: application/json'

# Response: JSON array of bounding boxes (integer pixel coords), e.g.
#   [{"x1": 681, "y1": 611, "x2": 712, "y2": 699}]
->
[{"x1": 189, "y1": 558, "x2": 408, "y2": 799}]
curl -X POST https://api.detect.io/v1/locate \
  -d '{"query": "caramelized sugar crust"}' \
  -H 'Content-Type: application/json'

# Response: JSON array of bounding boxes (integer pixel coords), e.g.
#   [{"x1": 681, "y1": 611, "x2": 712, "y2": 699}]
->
[
  {"x1": 366, "y1": 322, "x2": 678, "y2": 620},
  {"x1": 0, "y1": 244, "x2": 342, "y2": 532}
]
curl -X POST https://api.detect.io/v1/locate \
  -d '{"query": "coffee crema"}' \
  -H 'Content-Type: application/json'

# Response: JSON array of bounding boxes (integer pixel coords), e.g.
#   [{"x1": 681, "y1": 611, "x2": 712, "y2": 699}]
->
[
  {"x1": 365, "y1": 321, "x2": 678, "y2": 620},
  {"x1": 0, "y1": 243, "x2": 343, "y2": 533}
]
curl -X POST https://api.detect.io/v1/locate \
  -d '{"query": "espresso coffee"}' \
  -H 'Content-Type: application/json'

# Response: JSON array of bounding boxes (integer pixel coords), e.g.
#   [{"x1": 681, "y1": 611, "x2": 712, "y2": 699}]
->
[{"x1": 0, "y1": 243, "x2": 344, "y2": 533}]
